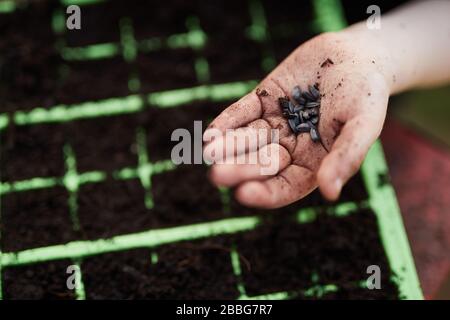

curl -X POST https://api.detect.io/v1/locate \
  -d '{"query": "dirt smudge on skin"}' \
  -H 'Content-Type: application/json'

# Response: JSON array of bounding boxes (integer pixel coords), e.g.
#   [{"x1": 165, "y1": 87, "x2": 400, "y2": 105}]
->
[
  {"x1": 321, "y1": 58, "x2": 334, "y2": 68},
  {"x1": 256, "y1": 88, "x2": 269, "y2": 97}
]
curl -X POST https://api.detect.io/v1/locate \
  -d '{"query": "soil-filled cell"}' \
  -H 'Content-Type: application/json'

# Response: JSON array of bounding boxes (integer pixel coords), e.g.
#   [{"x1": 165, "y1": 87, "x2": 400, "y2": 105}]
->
[
  {"x1": 81, "y1": 249, "x2": 152, "y2": 299},
  {"x1": 195, "y1": 0, "x2": 251, "y2": 35},
  {"x1": 0, "y1": 3, "x2": 60, "y2": 111},
  {"x1": 271, "y1": 34, "x2": 315, "y2": 63},
  {"x1": 151, "y1": 165, "x2": 226, "y2": 226},
  {"x1": 205, "y1": 37, "x2": 265, "y2": 83},
  {"x1": 56, "y1": 57, "x2": 130, "y2": 105},
  {"x1": 2, "y1": 259, "x2": 77, "y2": 300},
  {"x1": 66, "y1": 114, "x2": 139, "y2": 173},
  {"x1": 65, "y1": 1, "x2": 122, "y2": 47},
  {"x1": 137, "y1": 48, "x2": 198, "y2": 93},
  {"x1": 65, "y1": 0, "x2": 191, "y2": 46},
  {"x1": 0, "y1": 124, "x2": 66, "y2": 182},
  {"x1": 128, "y1": 0, "x2": 190, "y2": 40},
  {"x1": 263, "y1": 0, "x2": 314, "y2": 27},
  {"x1": 147, "y1": 239, "x2": 240, "y2": 299},
  {"x1": 236, "y1": 209, "x2": 398, "y2": 297},
  {"x1": 1, "y1": 187, "x2": 76, "y2": 252},
  {"x1": 82, "y1": 238, "x2": 239, "y2": 299},
  {"x1": 77, "y1": 179, "x2": 153, "y2": 239}
]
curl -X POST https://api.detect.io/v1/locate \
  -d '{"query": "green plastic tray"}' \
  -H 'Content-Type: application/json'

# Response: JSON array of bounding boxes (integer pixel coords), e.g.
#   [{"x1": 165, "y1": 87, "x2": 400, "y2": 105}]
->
[{"x1": 0, "y1": 0, "x2": 422, "y2": 299}]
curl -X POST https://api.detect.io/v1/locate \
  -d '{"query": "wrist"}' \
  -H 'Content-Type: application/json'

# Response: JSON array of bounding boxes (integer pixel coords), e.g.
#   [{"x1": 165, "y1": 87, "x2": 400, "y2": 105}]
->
[{"x1": 338, "y1": 24, "x2": 398, "y2": 95}]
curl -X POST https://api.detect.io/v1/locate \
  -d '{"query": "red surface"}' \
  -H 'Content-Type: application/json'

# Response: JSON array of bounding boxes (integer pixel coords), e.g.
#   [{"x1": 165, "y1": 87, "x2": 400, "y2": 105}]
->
[{"x1": 380, "y1": 117, "x2": 450, "y2": 299}]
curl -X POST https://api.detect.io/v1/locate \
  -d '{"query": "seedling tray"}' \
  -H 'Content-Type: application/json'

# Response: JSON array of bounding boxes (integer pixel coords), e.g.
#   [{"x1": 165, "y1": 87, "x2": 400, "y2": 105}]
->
[{"x1": 0, "y1": 0, "x2": 422, "y2": 299}]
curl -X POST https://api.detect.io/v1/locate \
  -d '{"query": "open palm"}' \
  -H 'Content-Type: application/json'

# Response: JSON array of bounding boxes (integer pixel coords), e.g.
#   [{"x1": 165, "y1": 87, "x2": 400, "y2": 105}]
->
[{"x1": 203, "y1": 32, "x2": 390, "y2": 208}]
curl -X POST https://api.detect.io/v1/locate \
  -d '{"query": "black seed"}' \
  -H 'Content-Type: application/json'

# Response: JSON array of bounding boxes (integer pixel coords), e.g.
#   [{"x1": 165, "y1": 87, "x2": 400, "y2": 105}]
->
[
  {"x1": 292, "y1": 86, "x2": 302, "y2": 103},
  {"x1": 310, "y1": 127, "x2": 321, "y2": 142},
  {"x1": 279, "y1": 97, "x2": 290, "y2": 111},
  {"x1": 302, "y1": 111, "x2": 310, "y2": 120},
  {"x1": 302, "y1": 91, "x2": 315, "y2": 101},
  {"x1": 297, "y1": 96, "x2": 306, "y2": 105},
  {"x1": 288, "y1": 112, "x2": 299, "y2": 120},
  {"x1": 309, "y1": 108, "x2": 319, "y2": 116},
  {"x1": 293, "y1": 105, "x2": 303, "y2": 113},
  {"x1": 288, "y1": 118, "x2": 297, "y2": 132},
  {"x1": 309, "y1": 85, "x2": 320, "y2": 100},
  {"x1": 288, "y1": 101, "x2": 295, "y2": 113},
  {"x1": 305, "y1": 102, "x2": 320, "y2": 108},
  {"x1": 310, "y1": 117, "x2": 318, "y2": 125},
  {"x1": 296, "y1": 123, "x2": 311, "y2": 133}
]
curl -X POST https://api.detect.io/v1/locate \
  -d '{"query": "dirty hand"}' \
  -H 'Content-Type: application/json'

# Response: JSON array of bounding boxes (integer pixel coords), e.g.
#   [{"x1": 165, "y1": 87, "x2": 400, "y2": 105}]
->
[
  {"x1": 203, "y1": 31, "x2": 392, "y2": 208},
  {"x1": 203, "y1": 0, "x2": 450, "y2": 209}
]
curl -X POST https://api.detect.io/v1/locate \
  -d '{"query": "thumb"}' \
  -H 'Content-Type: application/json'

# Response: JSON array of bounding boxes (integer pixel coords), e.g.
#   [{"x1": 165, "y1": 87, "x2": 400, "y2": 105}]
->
[{"x1": 317, "y1": 114, "x2": 384, "y2": 201}]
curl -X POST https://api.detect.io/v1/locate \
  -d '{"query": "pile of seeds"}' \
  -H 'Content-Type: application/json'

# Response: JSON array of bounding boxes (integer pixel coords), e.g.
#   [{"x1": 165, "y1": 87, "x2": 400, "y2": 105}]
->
[{"x1": 279, "y1": 84, "x2": 321, "y2": 143}]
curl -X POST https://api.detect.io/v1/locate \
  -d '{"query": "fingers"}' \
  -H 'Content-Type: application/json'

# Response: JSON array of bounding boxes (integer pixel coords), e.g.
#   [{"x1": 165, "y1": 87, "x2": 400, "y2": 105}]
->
[
  {"x1": 204, "y1": 91, "x2": 262, "y2": 134},
  {"x1": 317, "y1": 115, "x2": 383, "y2": 201},
  {"x1": 209, "y1": 143, "x2": 291, "y2": 187},
  {"x1": 235, "y1": 164, "x2": 316, "y2": 209},
  {"x1": 203, "y1": 119, "x2": 272, "y2": 164}
]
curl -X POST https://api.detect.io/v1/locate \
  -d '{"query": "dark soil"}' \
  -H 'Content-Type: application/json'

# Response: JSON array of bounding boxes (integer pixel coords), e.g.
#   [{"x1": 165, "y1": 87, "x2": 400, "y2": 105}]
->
[
  {"x1": 0, "y1": 123, "x2": 66, "y2": 182},
  {"x1": 82, "y1": 238, "x2": 239, "y2": 299},
  {"x1": 194, "y1": 0, "x2": 251, "y2": 35},
  {"x1": 77, "y1": 165, "x2": 231, "y2": 241},
  {"x1": 64, "y1": 0, "x2": 122, "y2": 47},
  {"x1": 81, "y1": 249, "x2": 153, "y2": 299},
  {"x1": 2, "y1": 259, "x2": 76, "y2": 300},
  {"x1": 65, "y1": 0, "x2": 190, "y2": 46},
  {"x1": 129, "y1": 0, "x2": 190, "y2": 41},
  {"x1": 0, "y1": 187, "x2": 76, "y2": 252},
  {"x1": 264, "y1": 0, "x2": 317, "y2": 62},
  {"x1": 234, "y1": 208, "x2": 399, "y2": 298},
  {"x1": 137, "y1": 48, "x2": 198, "y2": 93},
  {"x1": 144, "y1": 101, "x2": 228, "y2": 162},
  {"x1": 66, "y1": 114, "x2": 139, "y2": 173},
  {"x1": 77, "y1": 178, "x2": 152, "y2": 240},
  {"x1": 0, "y1": 1, "x2": 60, "y2": 111},
  {"x1": 205, "y1": 36, "x2": 265, "y2": 83},
  {"x1": 271, "y1": 34, "x2": 315, "y2": 63},
  {"x1": 55, "y1": 57, "x2": 131, "y2": 105},
  {"x1": 151, "y1": 165, "x2": 227, "y2": 225},
  {"x1": 263, "y1": 0, "x2": 314, "y2": 28},
  {"x1": 0, "y1": 0, "x2": 60, "y2": 110}
]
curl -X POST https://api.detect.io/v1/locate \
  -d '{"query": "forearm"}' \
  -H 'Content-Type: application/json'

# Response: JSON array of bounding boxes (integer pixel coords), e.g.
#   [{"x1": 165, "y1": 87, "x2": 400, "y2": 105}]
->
[{"x1": 344, "y1": 0, "x2": 450, "y2": 94}]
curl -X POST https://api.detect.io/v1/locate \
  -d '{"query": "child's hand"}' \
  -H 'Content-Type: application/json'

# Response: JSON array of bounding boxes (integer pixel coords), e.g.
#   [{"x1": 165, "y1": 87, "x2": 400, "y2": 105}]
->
[
  {"x1": 203, "y1": 32, "x2": 391, "y2": 208},
  {"x1": 203, "y1": 1, "x2": 450, "y2": 209}
]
